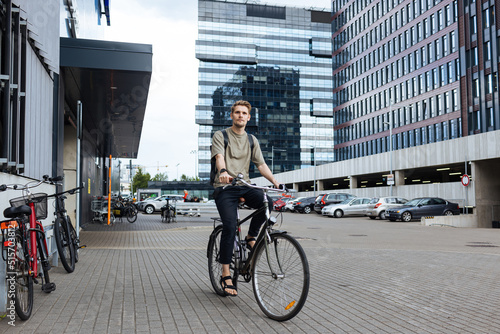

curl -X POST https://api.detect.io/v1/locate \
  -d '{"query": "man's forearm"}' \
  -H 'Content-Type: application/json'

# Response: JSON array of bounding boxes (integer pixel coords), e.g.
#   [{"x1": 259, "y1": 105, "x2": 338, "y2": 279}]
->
[{"x1": 258, "y1": 164, "x2": 280, "y2": 188}]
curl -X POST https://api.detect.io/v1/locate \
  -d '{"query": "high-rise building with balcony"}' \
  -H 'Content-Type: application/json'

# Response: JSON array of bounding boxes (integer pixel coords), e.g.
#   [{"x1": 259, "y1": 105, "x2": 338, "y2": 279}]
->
[{"x1": 196, "y1": 0, "x2": 333, "y2": 179}]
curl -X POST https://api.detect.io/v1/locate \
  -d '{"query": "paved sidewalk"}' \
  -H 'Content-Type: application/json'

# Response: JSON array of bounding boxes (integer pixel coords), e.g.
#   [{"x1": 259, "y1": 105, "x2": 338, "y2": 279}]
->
[{"x1": 1, "y1": 212, "x2": 500, "y2": 333}]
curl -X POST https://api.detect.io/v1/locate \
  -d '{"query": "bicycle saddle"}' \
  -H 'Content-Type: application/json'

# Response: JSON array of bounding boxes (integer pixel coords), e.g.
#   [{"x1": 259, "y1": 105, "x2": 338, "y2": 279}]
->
[{"x1": 4, "y1": 205, "x2": 31, "y2": 218}]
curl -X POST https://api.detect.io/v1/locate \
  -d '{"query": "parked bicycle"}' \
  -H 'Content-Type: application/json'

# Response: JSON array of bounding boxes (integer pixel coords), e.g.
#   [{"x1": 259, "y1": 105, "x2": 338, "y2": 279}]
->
[
  {"x1": 160, "y1": 198, "x2": 176, "y2": 223},
  {"x1": 48, "y1": 178, "x2": 85, "y2": 273},
  {"x1": 0, "y1": 175, "x2": 57, "y2": 320},
  {"x1": 112, "y1": 197, "x2": 138, "y2": 223},
  {"x1": 207, "y1": 174, "x2": 310, "y2": 321}
]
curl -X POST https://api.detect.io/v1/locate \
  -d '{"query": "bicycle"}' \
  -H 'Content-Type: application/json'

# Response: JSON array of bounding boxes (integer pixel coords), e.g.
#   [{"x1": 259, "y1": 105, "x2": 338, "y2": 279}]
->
[
  {"x1": 49, "y1": 179, "x2": 85, "y2": 273},
  {"x1": 112, "y1": 197, "x2": 138, "y2": 223},
  {"x1": 160, "y1": 198, "x2": 176, "y2": 223},
  {"x1": 207, "y1": 174, "x2": 310, "y2": 321},
  {"x1": 0, "y1": 175, "x2": 57, "y2": 320}
]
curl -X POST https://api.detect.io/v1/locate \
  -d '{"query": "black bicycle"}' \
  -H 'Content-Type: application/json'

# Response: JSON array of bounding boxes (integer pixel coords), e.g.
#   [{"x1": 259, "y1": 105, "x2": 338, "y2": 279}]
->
[
  {"x1": 207, "y1": 175, "x2": 310, "y2": 321},
  {"x1": 49, "y1": 180, "x2": 85, "y2": 273},
  {"x1": 112, "y1": 198, "x2": 138, "y2": 223},
  {"x1": 160, "y1": 198, "x2": 176, "y2": 223}
]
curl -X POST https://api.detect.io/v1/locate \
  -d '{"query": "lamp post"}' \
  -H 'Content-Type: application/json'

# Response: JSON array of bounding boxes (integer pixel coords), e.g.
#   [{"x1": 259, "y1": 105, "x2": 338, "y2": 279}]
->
[
  {"x1": 306, "y1": 146, "x2": 317, "y2": 197},
  {"x1": 271, "y1": 146, "x2": 286, "y2": 174},
  {"x1": 384, "y1": 100, "x2": 413, "y2": 196},
  {"x1": 176, "y1": 163, "x2": 180, "y2": 180}
]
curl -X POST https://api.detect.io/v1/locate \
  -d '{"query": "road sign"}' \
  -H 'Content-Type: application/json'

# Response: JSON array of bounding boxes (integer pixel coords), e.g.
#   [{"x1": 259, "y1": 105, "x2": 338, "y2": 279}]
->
[
  {"x1": 461, "y1": 174, "x2": 470, "y2": 186},
  {"x1": 387, "y1": 174, "x2": 395, "y2": 185}
]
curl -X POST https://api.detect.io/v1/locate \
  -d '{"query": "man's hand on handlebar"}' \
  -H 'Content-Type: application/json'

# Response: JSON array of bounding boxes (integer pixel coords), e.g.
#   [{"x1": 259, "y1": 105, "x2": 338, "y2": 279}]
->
[
  {"x1": 277, "y1": 184, "x2": 288, "y2": 192},
  {"x1": 219, "y1": 171, "x2": 233, "y2": 184}
]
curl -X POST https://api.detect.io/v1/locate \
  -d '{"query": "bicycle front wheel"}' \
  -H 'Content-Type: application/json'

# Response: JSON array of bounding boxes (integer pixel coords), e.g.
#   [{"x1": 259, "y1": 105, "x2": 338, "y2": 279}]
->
[
  {"x1": 13, "y1": 230, "x2": 33, "y2": 320},
  {"x1": 54, "y1": 217, "x2": 75, "y2": 273},
  {"x1": 67, "y1": 218, "x2": 79, "y2": 263},
  {"x1": 252, "y1": 233, "x2": 309, "y2": 321},
  {"x1": 166, "y1": 210, "x2": 172, "y2": 223}
]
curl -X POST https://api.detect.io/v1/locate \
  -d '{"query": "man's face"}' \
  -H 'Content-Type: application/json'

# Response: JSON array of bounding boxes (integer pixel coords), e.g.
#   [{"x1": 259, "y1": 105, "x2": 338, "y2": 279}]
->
[{"x1": 230, "y1": 105, "x2": 251, "y2": 129}]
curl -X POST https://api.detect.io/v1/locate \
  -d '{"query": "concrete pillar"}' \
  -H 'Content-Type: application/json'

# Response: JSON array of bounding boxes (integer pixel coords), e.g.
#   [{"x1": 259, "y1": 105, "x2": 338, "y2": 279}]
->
[
  {"x1": 317, "y1": 180, "x2": 324, "y2": 191},
  {"x1": 395, "y1": 170, "x2": 405, "y2": 186},
  {"x1": 293, "y1": 183, "x2": 299, "y2": 192},
  {"x1": 350, "y1": 176, "x2": 357, "y2": 189}
]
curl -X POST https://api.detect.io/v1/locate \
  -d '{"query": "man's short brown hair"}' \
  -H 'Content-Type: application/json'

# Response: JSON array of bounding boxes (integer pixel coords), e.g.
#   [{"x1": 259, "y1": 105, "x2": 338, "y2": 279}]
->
[{"x1": 231, "y1": 100, "x2": 252, "y2": 113}]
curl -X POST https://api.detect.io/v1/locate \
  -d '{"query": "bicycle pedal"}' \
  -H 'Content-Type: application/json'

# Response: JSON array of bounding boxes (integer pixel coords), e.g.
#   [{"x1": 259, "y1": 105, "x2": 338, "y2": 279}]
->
[
  {"x1": 32, "y1": 277, "x2": 39, "y2": 285},
  {"x1": 42, "y1": 282, "x2": 56, "y2": 293},
  {"x1": 79, "y1": 245, "x2": 87, "y2": 249}
]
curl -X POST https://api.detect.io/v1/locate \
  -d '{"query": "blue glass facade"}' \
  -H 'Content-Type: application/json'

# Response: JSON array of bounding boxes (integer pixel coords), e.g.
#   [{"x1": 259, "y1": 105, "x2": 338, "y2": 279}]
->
[{"x1": 196, "y1": 0, "x2": 333, "y2": 179}]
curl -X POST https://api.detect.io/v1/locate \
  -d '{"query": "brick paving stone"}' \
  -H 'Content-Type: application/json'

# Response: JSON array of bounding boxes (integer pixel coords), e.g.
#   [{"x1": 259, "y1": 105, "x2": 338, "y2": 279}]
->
[{"x1": 1, "y1": 213, "x2": 500, "y2": 333}]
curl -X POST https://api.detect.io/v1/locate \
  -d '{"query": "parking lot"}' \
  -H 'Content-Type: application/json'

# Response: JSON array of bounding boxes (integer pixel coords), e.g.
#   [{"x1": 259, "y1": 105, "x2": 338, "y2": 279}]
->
[{"x1": 1, "y1": 211, "x2": 499, "y2": 333}]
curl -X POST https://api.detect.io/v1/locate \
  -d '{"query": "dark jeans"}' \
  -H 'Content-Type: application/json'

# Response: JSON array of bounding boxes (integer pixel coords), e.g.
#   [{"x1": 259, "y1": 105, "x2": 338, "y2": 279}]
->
[{"x1": 214, "y1": 186, "x2": 272, "y2": 265}]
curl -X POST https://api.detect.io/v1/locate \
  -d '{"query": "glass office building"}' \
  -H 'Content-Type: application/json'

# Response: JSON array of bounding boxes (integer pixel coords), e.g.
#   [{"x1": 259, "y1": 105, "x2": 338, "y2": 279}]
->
[
  {"x1": 331, "y1": 0, "x2": 463, "y2": 161},
  {"x1": 196, "y1": 0, "x2": 333, "y2": 179}
]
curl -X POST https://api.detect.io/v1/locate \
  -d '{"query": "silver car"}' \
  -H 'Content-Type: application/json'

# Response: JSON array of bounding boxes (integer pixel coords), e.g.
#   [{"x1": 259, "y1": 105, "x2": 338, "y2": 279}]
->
[
  {"x1": 322, "y1": 197, "x2": 372, "y2": 218},
  {"x1": 138, "y1": 194, "x2": 185, "y2": 214},
  {"x1": 365, "y1": 197, "x2": 408, "y2": 220}
]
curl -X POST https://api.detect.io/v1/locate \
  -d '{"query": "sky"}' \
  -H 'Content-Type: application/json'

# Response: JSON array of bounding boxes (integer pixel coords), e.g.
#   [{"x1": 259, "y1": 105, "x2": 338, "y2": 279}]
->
[{"x1": 105, "y1": 0, "x2": 331, "y2": 180}]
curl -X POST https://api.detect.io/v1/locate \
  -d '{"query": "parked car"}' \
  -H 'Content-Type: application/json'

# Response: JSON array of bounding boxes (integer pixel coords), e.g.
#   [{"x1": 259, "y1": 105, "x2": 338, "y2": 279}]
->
[
  {"x1": 365, "y1": 196, "x2": 408, "y2": 220},
  {"x1": 322, "y1": 197, "x2": 372, "y2": 218},
  {"x1": 385, "y1": 197, "x2": 460, "y2": 222},
  {"x1": 293, "y1": 197, "x2": 317, "y2": 214},
  {"x1": 273, "y1": 197, "x2": 294, "y2": 212},
  {"x1": 137, "y1": 194, "x2": 185, "y2": 214},
  {"x1": 285, "y1": 197, "x2": 307, "y2": 212},
  {"x1": 314, "y1": 193, "x2": 355, "y2": 214}
]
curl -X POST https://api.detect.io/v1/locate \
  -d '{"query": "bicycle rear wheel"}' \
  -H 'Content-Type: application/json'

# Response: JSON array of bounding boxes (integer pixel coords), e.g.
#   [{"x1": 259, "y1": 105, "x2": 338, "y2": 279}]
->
[
  {"x1": 13, "y1": 230, "x2": 33, "y2": 320},
  {"x1": 54, "y1": 217, "x2": 75, "y2": 273},
  {"x1": 126, "y1": 207, "x2": 138, "y2": 223},
  {"x1": 207, "y1": 225, "x2": 235, "y2": 296},
  {"x1": 252, "y1": 233, "x2": 309, "y2": 321},
  {"x1": 166, "y1": 210, "x2": 172, "y2": 223}
]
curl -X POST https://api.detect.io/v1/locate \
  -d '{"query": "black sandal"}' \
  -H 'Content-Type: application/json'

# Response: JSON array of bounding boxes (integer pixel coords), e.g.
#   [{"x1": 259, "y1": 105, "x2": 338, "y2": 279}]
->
[
  {"x1": 220, "y1": 276, "x2": 237, "y2": 297},
  {"x1": 245, "y1": 236, "x2": 256, "y2": 252}
]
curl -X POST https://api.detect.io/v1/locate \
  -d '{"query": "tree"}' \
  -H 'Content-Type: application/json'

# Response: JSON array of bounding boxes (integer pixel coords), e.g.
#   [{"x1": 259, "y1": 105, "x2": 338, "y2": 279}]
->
[
  {"x1": 151, "y1": 172, "x2": 168, "y2": 181},
  {"x1": 132, "y1": 167, "x2": 151, "y2": 192},
  {"x1": 178, "y1": 174, "x2": 200, "y2": 181}
]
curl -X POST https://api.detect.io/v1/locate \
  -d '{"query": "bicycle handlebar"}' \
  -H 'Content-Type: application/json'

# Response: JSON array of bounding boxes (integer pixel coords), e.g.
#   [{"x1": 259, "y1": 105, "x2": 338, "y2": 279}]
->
[
  {"x1": 46, "y1": 185, "x2": 84, "y2": 198},
  {"x1": 226, "y1": 173, "x2": 289, "y2": 193},
  {"x1": 0, "y1": 174, "x2": 66, "y2": 193}
]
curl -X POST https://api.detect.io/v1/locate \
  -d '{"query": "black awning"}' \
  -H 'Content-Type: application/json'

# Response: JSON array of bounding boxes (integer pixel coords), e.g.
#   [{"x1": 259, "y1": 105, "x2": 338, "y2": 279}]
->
[{"x1": 60, "y1": 37, "x2": 153, "y2": 158}]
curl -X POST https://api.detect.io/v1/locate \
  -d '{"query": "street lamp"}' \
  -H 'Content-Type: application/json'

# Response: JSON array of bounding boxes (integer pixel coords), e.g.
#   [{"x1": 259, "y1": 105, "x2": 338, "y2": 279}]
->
[
  {"x1": 271, "y1": 146, "x2": 286, "y2": 174},
  {"x1": 306, "y1": 146, "x2": 317, "y2": 197},
  {"x1": 383, "y1": 100, "x2": 413, "y2": 196},
  {"x1": 176, "y1": 163, "x2": 180, "y2": 180}
]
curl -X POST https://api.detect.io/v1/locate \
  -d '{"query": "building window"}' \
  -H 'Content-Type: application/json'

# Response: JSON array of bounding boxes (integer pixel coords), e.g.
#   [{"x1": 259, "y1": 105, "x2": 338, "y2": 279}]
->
[
  {"x1": 484, "y1": 41, "x2": 492, "y2": 62},
  {"x1": 452, "y1": 89, "x2": 459, "y2": 111},
  {"x1": 487, "y1": 107, "x2": 494, "y2": 128},
  {"x1": 473, "y1": 79, "x2": 480, "y2": 98},
  {"x1": 486, "y1": 74, "x2": 493, "y2": 94},
  {"x1": 470, "y1": 15, "x2": 477, "y2": 35}
]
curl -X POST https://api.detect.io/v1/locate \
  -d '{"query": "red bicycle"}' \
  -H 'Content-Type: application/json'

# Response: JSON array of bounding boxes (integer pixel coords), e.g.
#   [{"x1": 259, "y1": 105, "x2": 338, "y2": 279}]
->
[{"x1": 0, "y1": 175, "x2": 57, "y2": 320}]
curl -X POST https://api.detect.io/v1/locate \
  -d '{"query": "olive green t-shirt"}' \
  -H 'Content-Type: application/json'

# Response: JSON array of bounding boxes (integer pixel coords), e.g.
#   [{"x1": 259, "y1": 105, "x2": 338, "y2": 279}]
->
[{"x1": 211, "y1": 128, "x2": 266, "y2": 188}]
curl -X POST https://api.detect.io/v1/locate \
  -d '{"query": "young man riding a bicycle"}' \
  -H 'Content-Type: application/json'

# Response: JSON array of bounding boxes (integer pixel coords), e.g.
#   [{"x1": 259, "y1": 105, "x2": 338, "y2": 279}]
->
[{"x1": 211, "y1": 100, "x2": 282, "y2": 297}]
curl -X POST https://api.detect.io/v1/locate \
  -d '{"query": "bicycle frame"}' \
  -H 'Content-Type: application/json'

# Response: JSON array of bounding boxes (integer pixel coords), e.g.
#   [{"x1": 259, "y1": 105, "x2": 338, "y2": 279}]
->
[
  {"x1": 26, "y1": 201, "x2": 46, "y2": 278},
  {"x1": 220, "y1": 179, "x2": 287, "y2": 278}
]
